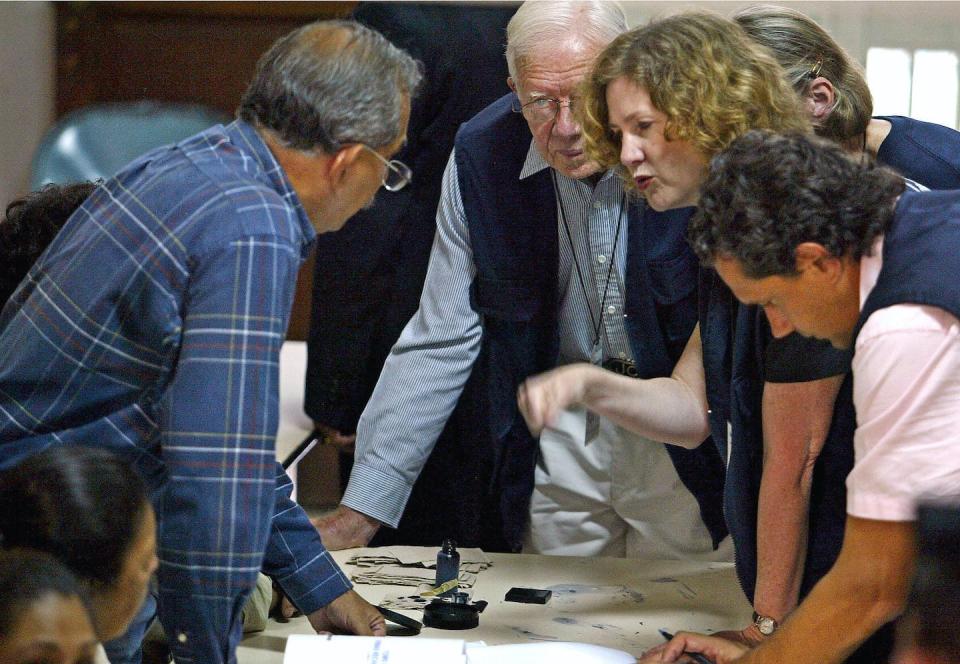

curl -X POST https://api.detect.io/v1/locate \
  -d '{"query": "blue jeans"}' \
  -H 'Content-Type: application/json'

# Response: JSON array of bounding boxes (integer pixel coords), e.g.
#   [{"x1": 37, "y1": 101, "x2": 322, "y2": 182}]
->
[{"x1": 103, "y1": 589, "x2": 158, "y2": 664}]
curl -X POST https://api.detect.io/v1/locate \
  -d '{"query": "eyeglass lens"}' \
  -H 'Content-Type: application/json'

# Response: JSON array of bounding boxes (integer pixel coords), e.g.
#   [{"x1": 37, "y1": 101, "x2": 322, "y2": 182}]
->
[
  {"x1": 383, "y1": 160, "x2": 412, "y2": 191},
  {"x1": 522, "y1": 98, "x2": 577, "y2": 123}
]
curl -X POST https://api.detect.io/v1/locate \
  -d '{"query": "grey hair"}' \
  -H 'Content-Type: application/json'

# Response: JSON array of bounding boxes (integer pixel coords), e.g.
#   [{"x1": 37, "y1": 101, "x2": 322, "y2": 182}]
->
[
  {"x1": 238, "y1": 20, "x2": 422, "y2": 153},
  {"x1": 505, "y1": 0, "x2": 628, "y2": 82}
]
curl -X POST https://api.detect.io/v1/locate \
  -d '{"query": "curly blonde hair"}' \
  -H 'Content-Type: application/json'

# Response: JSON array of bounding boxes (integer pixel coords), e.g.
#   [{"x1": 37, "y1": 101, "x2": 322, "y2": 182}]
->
[{"x1": 580, "y1": 11, "x2": 810, "y2": 182}]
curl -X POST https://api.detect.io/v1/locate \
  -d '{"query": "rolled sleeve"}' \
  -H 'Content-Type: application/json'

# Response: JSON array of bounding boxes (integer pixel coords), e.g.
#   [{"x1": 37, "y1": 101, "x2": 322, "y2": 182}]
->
[{"x1": 848, "y1": 304, "x2": 960, "y2": 521}]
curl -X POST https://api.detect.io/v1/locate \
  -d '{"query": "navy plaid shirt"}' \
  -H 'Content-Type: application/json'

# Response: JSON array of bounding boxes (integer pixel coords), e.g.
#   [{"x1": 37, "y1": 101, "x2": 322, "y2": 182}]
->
[{"x1": 0, "y1": 120, "x2": 351, "y2": 662}]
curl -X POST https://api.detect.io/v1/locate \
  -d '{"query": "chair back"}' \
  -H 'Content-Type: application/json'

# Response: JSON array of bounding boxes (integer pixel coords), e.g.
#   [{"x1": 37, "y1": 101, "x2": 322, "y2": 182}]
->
[{"x1": 31, "y1": 101, "x2": 228, "y2": 188}]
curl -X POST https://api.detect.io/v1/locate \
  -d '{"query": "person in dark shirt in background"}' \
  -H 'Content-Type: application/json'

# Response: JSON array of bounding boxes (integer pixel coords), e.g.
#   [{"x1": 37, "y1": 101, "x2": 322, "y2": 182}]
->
[{"x1": 303, "y1": 2, "x2": 517, "y2": 468}]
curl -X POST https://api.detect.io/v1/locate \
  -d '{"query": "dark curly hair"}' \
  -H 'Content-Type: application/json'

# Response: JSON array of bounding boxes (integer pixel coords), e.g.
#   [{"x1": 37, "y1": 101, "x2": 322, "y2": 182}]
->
[
  {"x1": 689, "y1": 130, "x2": 904, "y2": 278},
  {"x1": 0, "y1": 181, "x2": 96, "y2": 308}
]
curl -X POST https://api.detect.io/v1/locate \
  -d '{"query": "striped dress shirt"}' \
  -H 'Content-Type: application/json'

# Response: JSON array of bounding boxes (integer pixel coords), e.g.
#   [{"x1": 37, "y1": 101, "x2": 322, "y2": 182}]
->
[
  {"x1": 345, "y1": 142, "x2": 633, "y2": 527},
  {"x1": 0, "y1": 121, "x2": 351, "y2": 663}
]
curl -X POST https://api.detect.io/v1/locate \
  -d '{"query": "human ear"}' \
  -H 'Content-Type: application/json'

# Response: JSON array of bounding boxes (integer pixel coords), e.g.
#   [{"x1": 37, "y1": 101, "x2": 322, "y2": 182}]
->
[
  {"x1": 507, "y1": 77, "x2": 517, "y2": 93},
  {"x1": 805, "y1": 77, "x2": 836, "y2": 124},
  {"x1": 328, "y1": 144, "x2": 365, "y2": 186},
  {"x1": 795, "y1": 242, "x2": 839, "y2": 280}
]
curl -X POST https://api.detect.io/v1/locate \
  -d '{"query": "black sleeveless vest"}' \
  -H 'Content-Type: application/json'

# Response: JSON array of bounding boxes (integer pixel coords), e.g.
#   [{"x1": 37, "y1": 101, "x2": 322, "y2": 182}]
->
[{"x1": 375, "y1": 93, "x2": 726, "y2": 552}]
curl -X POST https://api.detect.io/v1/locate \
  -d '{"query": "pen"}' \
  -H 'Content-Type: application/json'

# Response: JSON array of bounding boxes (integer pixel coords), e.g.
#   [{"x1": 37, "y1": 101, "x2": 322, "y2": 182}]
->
[{"x1": 658, "y1": 630, "x2": 715, "y2": 664}]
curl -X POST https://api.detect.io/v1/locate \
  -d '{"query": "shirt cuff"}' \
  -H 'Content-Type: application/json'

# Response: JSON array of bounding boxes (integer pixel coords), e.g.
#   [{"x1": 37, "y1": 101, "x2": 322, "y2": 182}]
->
[
  {"x1": 341, "y1": 461, "x2": 414, "y2": 528},
  {"x1": 846, "y1": 489, "x2": 917, "y2": 522},
  {"x1": 275, "y1": 550, "x2": 352, "y2": 615}
]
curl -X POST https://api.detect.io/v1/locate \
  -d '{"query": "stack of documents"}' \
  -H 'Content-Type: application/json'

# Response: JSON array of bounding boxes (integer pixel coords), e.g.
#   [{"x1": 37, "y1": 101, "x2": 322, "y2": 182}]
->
[
  {"x1": 351, "y1": 565, "x2": 479, "y2": 588},
  {"x1": 345, "y1": 546, "x2": 492, "y2": 588}
]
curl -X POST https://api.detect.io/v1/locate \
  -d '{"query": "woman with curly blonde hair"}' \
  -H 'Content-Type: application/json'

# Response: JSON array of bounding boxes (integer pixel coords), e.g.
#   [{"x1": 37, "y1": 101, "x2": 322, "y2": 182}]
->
[
  {"x1": 518, "y1": 11, "x2": 896, "y2": 664},
  {"x1": 578, "y1": 10, "x2": 808, "y2": 205}
]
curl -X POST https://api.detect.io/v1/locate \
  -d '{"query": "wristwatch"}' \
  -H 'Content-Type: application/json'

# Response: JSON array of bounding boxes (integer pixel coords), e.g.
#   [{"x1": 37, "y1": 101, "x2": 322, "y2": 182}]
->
[{"x1": 753, "y1": 611, "x2": 779, "y2": 636}]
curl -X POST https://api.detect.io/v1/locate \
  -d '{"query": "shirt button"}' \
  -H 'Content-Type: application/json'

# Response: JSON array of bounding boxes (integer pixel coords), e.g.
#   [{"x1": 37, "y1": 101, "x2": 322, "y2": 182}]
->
[
  {"x1": 597, "y1": 255, "x2": 606, "y2": 264},
  {"x1": 177, "y1": 633, "x2": 188, "y2": 644},
  {"x1": 619, "y1": 352, "x2": 627, "y2": 359},
  {"x1": 606, "y1": 305, "x2": 616, "y2": 315},
  {"x1": 593, "y1": 201, "x2": 602, "y2": 209}
]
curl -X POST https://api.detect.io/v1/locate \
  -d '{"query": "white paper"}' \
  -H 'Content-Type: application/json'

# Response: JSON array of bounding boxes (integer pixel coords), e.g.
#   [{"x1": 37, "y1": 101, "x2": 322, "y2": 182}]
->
[
  {"x1": 283, "y1": 635, "x2": 466, "y2": 664},
  {"x1": 284, "y1": 635, "x2": 633, "y2": 664},
  {"x1": 467, "y1": 642, "x2": 635, "y2": 664}
]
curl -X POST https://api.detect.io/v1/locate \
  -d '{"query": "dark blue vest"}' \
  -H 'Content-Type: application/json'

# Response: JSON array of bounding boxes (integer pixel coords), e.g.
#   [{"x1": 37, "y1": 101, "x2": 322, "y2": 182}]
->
[
  {"x1": 701, "y1": 189, "x2": 959, "y2": 664},
  {"x1": 374, "y1": 93, "x2": 727, "y2": 552},
  {"x1": 701, "y1": 275, "x2": 855, "y2": 602},
  {"x1": 855, "y1": 189, "x2": 960, "y2": 338},
  {"x1": 705, "y1": 125, "x2": 960, "y2": 605},
  {"x1": 876, "y1": 115, "x2": 960, "y2": 190},
  {"x1": 842, "y1": 189, "x2": 960, "y2": 662}
]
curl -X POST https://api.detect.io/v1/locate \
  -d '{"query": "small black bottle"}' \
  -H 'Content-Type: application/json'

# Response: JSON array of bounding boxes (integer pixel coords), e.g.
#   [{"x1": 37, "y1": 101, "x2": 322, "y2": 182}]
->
[{"x1": 435, "y1": 538, "x2": 460, "y2": 596}]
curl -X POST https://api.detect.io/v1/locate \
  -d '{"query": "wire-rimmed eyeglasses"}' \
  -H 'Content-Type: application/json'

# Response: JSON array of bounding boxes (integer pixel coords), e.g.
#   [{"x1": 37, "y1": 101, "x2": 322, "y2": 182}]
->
[
  {"x1": 510, "y1": 96, "x2": 579, "y2": 124},
  {"x1": 360, "y1": 144, "x2": 412, "y2": 192}
]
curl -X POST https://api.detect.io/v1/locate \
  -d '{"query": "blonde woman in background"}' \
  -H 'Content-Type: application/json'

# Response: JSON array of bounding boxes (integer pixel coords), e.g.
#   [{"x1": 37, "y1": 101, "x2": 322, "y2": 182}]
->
[{"x1": 735, "y1": 4, "x2": 960, "y2": 188}]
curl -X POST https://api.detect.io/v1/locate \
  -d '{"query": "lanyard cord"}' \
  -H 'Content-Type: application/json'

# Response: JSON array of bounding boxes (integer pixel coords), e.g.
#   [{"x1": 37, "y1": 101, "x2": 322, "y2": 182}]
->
[{"x1": 551, "y1": 170, "x2": 626, "y2": 349}]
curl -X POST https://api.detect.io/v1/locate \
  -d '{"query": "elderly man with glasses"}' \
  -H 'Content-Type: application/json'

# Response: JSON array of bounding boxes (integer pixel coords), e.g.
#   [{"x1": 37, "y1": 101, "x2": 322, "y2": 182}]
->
[
  {"x1": 315, "y1": 0, "x2": 730, "y2": 563},
  {"x1": 0, "y1": 20, "x2": 419, "y2": 664}
]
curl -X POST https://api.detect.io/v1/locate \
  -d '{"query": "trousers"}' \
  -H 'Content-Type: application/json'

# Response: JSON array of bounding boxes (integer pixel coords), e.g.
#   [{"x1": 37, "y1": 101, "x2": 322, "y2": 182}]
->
[{"x1": 525, "y1": 407, "x2": 733, "y2": 560}]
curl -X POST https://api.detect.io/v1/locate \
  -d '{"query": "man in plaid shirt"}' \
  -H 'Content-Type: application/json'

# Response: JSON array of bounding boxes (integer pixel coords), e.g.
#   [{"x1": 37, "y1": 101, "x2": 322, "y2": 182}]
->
[{"x1": 0, "y1": 20, "x2": 420, "y2": 663}]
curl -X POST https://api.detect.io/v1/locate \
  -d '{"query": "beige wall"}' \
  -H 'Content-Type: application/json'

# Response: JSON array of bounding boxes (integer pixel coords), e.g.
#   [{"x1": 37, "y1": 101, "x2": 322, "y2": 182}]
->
[{"x1": 0, "y1": 1, "x2": 54, "y2": 206}]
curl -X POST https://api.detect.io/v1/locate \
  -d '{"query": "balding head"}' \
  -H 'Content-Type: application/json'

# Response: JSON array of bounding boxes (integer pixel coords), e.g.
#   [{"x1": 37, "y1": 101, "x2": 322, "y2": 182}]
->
[{"x1": 238, "y1": 20, "x2": 422, "y2": 154}]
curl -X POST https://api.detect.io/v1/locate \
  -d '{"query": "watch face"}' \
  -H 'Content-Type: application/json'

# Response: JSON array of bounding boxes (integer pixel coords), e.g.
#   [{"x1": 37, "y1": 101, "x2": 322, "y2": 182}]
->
[{"x1": 757, "y1": 616, "x2": 777, "y2": 635}]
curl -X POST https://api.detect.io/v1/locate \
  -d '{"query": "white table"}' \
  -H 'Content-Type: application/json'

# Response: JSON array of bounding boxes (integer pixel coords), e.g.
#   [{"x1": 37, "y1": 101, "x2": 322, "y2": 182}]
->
[{"x1": 237, "y1": 548, "x2": 752, "y2": 663}]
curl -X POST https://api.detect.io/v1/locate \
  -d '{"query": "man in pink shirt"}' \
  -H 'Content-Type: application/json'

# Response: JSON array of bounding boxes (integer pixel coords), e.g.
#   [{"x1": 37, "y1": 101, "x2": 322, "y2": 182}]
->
[{"x1": 644, "y1": 129, "x2": 960, "y2": 664}]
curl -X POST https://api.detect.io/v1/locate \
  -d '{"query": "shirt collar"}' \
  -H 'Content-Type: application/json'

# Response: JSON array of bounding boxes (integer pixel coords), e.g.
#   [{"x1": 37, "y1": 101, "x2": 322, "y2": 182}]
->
[
  {"x1": 859, "y1": 235, "x2": 885, "y2": 310},
  {"x1": 519, "y1": 140, "x2": 550, "y2": 180},
  {"x1": 518, "y1": 139, "x2": 618, "y2": 186},
  {"x1": 224, "y1": 120, "x2": 317, "y2": 255}
]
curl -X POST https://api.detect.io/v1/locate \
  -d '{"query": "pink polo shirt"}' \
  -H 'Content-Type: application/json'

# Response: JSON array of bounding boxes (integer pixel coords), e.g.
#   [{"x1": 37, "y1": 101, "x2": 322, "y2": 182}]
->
[{"x1": 847, "y1": 236, "x2": 960, "y2": 521}]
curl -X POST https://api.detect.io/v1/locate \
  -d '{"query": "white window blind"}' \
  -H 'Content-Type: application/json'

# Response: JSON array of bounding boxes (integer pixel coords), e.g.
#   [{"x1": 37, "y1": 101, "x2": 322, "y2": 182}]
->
[{"x1": 867, "y1": 47, "x2": 959, "y2": 128}]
